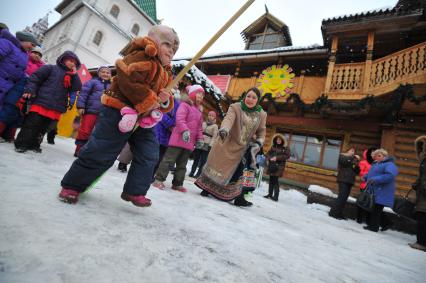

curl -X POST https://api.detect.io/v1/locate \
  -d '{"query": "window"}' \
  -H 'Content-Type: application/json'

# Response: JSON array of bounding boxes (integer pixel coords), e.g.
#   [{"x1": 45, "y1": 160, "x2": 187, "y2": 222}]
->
[
  {"x1": 283, "y1": 131, "x2": 342, "y2": 170},
  {"x1": 93, "y1": 31, "x2": 103, "y2": 46},
  {"x1": 131, "y1": 24, "x2": 140, "y2": 36},
  {"x1": 247, "y1": 24, "x2": 283, "y2": 50},
  {"x1": 110, "y1": 5, "x2": 120, "y2": 19}
]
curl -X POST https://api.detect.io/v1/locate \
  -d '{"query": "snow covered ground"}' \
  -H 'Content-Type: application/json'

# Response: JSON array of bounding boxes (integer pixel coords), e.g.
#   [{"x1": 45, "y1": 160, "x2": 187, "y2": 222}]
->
[{"x1": 0, "y1": 137, "x2": 425, "y2": 283}]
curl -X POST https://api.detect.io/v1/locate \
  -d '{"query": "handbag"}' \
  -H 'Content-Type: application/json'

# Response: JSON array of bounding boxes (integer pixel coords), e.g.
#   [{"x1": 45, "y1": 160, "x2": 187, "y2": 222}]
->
[
  {"x1": 356, "y1": 186, "x2": 375, "y2": 212},
  {"x1": 393, "y1": 189, "x2": 416, "y2": 219}
]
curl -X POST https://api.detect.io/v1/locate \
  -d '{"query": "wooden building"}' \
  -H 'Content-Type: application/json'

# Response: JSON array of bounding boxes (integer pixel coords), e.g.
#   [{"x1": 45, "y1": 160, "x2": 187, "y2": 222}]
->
[{"x1": 187, "y1": 1, "x2": 426, "y2": 196}]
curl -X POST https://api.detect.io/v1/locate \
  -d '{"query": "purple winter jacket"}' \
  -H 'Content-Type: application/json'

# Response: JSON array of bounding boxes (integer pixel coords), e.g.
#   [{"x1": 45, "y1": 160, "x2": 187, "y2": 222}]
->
[
  {"x1": 0, "y1": 29, "x2": 28, "y2": 108},
  {"x1": 168, "y1": 100, "x2": 203, "y2": 151},
  {"x1": 25, "y1": 51, "x2": 82, "y2": 113},
  {"x1": 77, "y1": 78, "x2": 110, "y2": 114},
  {"x1": 155, "y1": 98, "x2": 180, "y2": 146}
]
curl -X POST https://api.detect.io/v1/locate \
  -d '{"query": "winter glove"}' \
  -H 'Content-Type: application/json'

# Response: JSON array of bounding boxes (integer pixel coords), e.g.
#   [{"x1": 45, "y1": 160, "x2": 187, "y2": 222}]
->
[
  {"x1": 139, "y1": 109, "x2": 163, "y2": 128},
  {"x1": 182, "y1": 130, "x2": 190, "y2": 143},
  {"x1": 218, "y1": 128, "x2": 228, "y2": 141},
  {"x1": 118, "y1": 106, "x2": 138, "y2": 133},
  {"x1": 195, "y1": 140, "x2": 204, "y2": 149},
  {"x1": 16, "y1": 97, "x2": 30, "y2": 116}
]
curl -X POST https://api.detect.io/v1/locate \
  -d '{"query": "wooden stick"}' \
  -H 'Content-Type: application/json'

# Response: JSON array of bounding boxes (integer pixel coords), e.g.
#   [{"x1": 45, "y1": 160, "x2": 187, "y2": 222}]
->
[{"x1": 166, "y1": 0, "x2": 256, "y2": 91}]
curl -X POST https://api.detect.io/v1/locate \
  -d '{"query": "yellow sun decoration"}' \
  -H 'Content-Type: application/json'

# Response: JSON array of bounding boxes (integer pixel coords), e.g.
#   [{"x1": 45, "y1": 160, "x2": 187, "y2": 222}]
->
[{"x1": 257, "y1": 65, "x2": 295, "y2": 99}]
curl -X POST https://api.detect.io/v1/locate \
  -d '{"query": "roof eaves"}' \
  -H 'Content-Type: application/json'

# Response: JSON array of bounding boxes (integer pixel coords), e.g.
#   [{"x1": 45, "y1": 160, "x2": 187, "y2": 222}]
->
[{"x1": 126, "y1": 0, "x2": 157, "y2": 25}]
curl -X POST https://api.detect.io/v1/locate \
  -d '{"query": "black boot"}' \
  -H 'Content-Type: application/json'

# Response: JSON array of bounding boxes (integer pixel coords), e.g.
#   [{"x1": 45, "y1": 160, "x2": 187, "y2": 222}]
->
[
  {"x1": 118, "y1": 162, "x2": 127, "y2": 173},
  {"x1": 234, "y1": 195, "x2": 252, "y2": 207},
  {"x1": 200, "y1": 190, "x2": 209, "y2": 197},
  {"x1": 263, "y1": 195, "x2": 271, "y2": 198},
  {"x1": 47, "y1": 129, "x2": 56, "y2": 144}
]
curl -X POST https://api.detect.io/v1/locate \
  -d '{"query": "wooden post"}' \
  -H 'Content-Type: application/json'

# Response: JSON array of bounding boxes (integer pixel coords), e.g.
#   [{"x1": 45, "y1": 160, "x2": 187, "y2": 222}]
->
[
  {"x1": 380, "y1": 125, "x2": 396, "y2": 156},
  {"x1": 324, "y1": 36, "x2": 339, "y2": 94},
  {"x1": 362, "y1": 31, "x2": 375, "y2": 93},
  {"x1": 295, "y1": 70, "x2": 305, "y2": 94},
  {"x1": 166, "y1": 0, "x2": 256, "y2": 91}
]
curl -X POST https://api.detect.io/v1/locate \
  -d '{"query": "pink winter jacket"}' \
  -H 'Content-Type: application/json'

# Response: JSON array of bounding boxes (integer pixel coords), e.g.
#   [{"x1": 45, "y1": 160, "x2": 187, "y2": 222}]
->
[
  {"x1": 168, "y1": 100, "x2": 203, "y2": 151},
  {"x1": 26, "y1": 57, "x2": 45, "y2": 76}
]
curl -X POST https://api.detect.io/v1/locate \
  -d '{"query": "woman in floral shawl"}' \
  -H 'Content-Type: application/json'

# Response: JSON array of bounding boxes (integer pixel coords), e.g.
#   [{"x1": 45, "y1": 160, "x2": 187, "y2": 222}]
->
[{"x1": 195, "y1": 87, "x2": 267, "y2": 205}]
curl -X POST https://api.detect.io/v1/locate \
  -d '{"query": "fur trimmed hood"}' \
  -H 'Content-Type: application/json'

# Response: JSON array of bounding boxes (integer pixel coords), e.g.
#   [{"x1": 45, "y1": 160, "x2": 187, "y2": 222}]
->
[
  {"x1": 271, "y1": 133, "x2": 288, "y2": 147},
  {"x1": 415, "y1": 135, "x2": 426, "y2": 161}
]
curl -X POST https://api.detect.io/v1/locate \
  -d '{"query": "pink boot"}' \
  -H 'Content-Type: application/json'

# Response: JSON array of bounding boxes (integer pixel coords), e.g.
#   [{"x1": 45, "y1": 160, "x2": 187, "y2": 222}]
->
[
  {"x1": 58, "y1": 188, "x2": 80, "y2": 204},
  {"x1": 139, "y1": 109, "x2": 163, "y2": 128},
  {"x1": 152, "y1": 180, "x2": 166, "y2": 190},
  {"x1": 121, "y1": 192, "x2": 151, "y2": 207},
  {"x1": 171, "y1": 185, "x2": 188, "y2": 193},
  {"x1": 118, "y1": 107, "x2": 138, "y2": 132}
]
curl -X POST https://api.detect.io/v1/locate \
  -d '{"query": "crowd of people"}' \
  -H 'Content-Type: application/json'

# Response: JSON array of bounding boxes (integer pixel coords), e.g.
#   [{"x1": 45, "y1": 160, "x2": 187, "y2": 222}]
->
[{"x1": 1, "y1": 23, "x2": 425, "y2": 252}]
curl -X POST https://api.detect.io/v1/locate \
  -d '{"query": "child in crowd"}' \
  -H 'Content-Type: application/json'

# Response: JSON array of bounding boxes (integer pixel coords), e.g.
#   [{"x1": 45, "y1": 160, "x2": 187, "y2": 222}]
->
[
  {"x1": 14, "y1": 51, "x2": 82, "y2": 152},
  {"x1": 74, "y1": 66, "x2": 111, "y2": 156},
  {"x1": 0, "y1": 29, "x2": 37, "y2": 141},
  {"x1": 59, "y1": 25, "x2": 179, "y2": 207},
  {"x1": 153, "y1": 85, "x2": 204, "y2": 192},
  {"x1": 189, "y1": 110, "x2": 218, "y2": 178}
]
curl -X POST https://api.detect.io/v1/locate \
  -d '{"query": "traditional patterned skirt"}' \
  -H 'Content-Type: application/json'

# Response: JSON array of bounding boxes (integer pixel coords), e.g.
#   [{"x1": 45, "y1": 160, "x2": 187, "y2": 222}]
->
[{"x1": 194, "y1": 173, "x2": 242, "y2": 201}]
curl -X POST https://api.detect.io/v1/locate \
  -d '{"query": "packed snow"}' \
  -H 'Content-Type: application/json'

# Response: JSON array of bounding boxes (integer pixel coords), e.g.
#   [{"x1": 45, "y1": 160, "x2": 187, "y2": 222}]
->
[{"x1": 0, "y1": 137, "x2": 425, "y2": 283}]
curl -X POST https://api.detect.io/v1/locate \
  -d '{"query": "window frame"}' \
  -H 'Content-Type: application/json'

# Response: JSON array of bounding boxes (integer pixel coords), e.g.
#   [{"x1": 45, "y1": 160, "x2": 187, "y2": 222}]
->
[
  {"x1": 110, "y1": 5, "x2": 120, "y2": 19},
  {"x1": 279, "y1": 131, "x2": 343, "y2": 170},
  {"x1": 93, "y1": 30, "x2": 103, "y2": 46},
  {"x1": 131, "y1": 23, "x2": 140, "y2": 36},
  {"x1": 247, "y1": 23, "x2": 283, "y2": 50}
]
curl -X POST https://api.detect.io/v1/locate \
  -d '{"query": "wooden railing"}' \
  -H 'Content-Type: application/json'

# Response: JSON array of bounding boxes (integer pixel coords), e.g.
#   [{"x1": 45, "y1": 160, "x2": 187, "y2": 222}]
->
[
  {"x1": 369, "y1": 41, "x2": 426, "y2": 90},
  {"x1": 329, "y1": 63, "x2": 364, "y2": 93},
  {"x1": 326, "y1": 41, "x2": 426, "y2": 96}
]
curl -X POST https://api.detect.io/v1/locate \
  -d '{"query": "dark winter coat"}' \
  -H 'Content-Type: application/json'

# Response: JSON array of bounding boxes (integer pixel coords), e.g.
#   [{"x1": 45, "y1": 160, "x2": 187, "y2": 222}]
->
[
  {"x1": 413, "y1": 136, "x2": 426, "y2": 213},
  {"x1": 266, "y1": 133, "x2": 290, "y2": 177},
  {"x1": 336, "y1": 154, "x2": 360, "y2": 185},
  {"x1": 365, "y1": 157, "x2": 398, "y2": 208},
  {"x1": 0, "y1": 29, "x2": 28, "y2": 107},
  {"x1": 155, "y1": 98, "x2": 180, "y2": 146},
  {"x1": 24, "y1": 51, "x2": 82, "y2": 113},
  {"x1": 77, "y1": 78, "x2": 110, "y2": 114}
]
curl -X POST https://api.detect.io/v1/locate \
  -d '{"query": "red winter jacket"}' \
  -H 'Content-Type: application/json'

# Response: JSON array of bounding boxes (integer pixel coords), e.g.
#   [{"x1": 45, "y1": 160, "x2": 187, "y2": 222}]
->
[{"x1": 359, "y1": 149, "x2": 371, "y2": 190}]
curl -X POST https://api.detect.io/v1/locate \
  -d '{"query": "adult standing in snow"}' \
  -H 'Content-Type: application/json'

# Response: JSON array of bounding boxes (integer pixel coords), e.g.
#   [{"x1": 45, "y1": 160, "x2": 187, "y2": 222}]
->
[
  {"x1": 59, "y1": 25, "x2": 179, "y2": 207},
  {"x1": 195, "y1": 87, "x2": 267, "y2": 206},
  {"x1": 189, "y1": 110, "x2": 218, "y2": 178},
  {"x1": 409, "y1": 136, "x2": 426, "y2": 251},
  {"x1": 74, "y1": 66, "x2": 111, "y2": 156},
  {"x1": 329, "y1": 147, "x2": 360, "y2": 220},
  {"x1": 264, "y1": 133, "x2": 290, "y2": 201},
  {"x1": 363, "y1": 149, "x2": 398, "y2": 232}
]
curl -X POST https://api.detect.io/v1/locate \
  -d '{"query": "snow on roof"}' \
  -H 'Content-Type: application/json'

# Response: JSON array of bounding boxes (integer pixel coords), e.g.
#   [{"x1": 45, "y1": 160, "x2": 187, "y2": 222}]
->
[
  {"x1": 322, "y1": 6, "x2": 396, "y2": 23},
  {"x1": 172, "y1": 60, "x2": 224, "y2": 101},
  {"x1": 175, "y1": 44, "x2": 324, "y2": 61}
]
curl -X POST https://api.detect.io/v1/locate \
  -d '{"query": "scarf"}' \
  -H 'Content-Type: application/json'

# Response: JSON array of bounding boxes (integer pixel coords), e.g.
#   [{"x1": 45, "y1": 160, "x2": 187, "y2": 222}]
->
[{"x1": 240, "y1": 100, "x2": 262, "y2": 113}]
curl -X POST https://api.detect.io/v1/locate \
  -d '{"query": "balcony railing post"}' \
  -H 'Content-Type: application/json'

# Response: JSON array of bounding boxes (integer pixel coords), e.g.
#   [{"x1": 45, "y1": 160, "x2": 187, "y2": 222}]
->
[
  {"x1": 325, "y1": 36, "x2": 339, "y2": 94},
  {"x1": 363, "y1": 31, "x2": 375, "y2": 92}
]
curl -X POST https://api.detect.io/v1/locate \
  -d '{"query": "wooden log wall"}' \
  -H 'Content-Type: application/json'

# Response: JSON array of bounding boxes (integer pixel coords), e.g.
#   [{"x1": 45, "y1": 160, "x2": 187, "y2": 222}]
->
[{"x1": 393, "y1": 124, "x2": 424, "y2": 196}]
